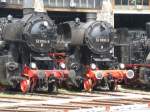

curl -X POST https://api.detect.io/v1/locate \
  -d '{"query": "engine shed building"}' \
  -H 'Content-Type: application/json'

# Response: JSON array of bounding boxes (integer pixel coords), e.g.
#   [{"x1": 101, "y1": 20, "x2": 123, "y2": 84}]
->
[{"x1": 0, "y1": 0, "x2": 150, "y2": 29}]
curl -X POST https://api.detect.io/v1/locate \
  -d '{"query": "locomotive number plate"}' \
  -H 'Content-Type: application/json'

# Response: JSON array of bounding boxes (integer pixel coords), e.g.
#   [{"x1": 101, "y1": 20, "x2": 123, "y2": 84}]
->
[
  {"x1": 36, "y1": 39, "x2": 50, "y2": 44},
  {"x1": 96, "y1": 38, "x2": 110, "y2": 43}
]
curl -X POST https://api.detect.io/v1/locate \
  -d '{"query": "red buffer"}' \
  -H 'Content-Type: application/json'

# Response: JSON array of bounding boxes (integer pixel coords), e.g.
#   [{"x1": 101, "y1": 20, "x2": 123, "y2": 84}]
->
[
  {"x1": 20, "y1": 65, "x2": 69, "y2": 93},
  {"x1": 84, "y1": 67, "x2": 134, "y2": 91}
]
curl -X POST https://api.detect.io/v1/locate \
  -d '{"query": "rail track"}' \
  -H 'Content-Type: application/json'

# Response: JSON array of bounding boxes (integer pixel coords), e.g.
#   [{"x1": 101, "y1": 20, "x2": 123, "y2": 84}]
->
[{"x1": 0, "y1": 88, "x2": 150, "y2": 112}]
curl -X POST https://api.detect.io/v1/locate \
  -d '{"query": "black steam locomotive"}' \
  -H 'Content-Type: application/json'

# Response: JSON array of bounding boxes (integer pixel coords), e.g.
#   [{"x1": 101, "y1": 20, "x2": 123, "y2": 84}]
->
[
  {"x1": 119, "y1": 24, "x2": 150, "y2": 87},
  {"x1": 57, "y1": 13, "x2": 116, "y2": 70},
  {"x1": 0, "y1": 0, "x2": 61, "y2": 93},
  {"x1": 56, "y1": 14, "x2": 134, "y2": 91},
  {"x1": 0, "y1": 0, "x2": 136, "y2": 92}
]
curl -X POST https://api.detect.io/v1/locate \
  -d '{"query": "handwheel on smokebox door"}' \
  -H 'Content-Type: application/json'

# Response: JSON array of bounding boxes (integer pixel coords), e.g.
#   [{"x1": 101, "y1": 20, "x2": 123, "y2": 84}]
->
[{"x1": 20, "y1": 79, "x2": 30, "y2": 93}]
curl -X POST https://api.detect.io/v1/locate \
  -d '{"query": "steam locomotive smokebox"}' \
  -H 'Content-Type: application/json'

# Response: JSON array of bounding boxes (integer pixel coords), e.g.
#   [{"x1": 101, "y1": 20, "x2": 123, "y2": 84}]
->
[
  {"x1": 56, "y1": 22, "x2": 84, "y2": 47},
  {"x1": 61, "y1": 22, "x2": 85, "y2": 46},
  {"x1": 146, "y1": 22, "x2": 150, "y2": 38}
]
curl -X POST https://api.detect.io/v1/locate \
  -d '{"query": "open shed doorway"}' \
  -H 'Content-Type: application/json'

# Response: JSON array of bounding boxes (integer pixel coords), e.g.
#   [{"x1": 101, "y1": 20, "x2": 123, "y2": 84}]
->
[
  {"x1": 114, "y1": 14, "x2": 150, "y2": 29},
  {"x1": 0, "y1": 8, "x2": 87, "y2": 24},
  {"x1": 48, "y1": 11, "x2": 86, "y2": 24}
]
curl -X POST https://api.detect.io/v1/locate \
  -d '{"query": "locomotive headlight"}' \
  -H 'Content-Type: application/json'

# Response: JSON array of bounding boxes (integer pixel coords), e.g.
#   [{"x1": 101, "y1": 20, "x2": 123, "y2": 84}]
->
[
  {"x1": 43, "y1": 21, "x2": 48, "y2": 27},
  {"x1": 30, "y1": 62, "x2": 37, "y2": 69},
  {"x1": 110, "y1": 49, "x2": 113, "y2": 54},
  {"x1": 0, "y1": 41, "x2": 6, "y2": 46},
  {"x1": 60, "y1": 63, "x2": 66, "y2": 69},
  {"x1": 119, "y1": 63, "x2": 125, "y2": 69},
  {"x1": 126, "y1": 70, "x2": 134, "y2": 79},
  {"x1": 7, "y1": 14, "x2": 13, "y2": 21},
  {"x1": 90, "y1": 63, "x2": 97, "y2": 70},
  {"x1": 95, "y1": 71, "x2": 103, "y2": 79}
]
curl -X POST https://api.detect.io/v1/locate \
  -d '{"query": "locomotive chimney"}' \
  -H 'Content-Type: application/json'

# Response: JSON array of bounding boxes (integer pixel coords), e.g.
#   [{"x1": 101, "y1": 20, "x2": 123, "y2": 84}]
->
[
  {"x1": 86, "y1": 13, "x2": 97, "y2": 22},
  {"x1": 146, "y1": 22, "x2": 150, "y2": 38},
  {"x1": 23, "y1": 0, "x2": 34, "y2": 15}
]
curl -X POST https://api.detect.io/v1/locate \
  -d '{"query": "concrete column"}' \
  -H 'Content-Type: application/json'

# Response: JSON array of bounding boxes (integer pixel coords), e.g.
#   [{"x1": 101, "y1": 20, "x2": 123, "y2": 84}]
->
[
  {"x1": 23, "y1": 0, "x2": 46, "y2": 14},
  {"x1": 96, "y1": 0, "x2": 114, "y2": 27},
  {"x1": 34, "y1": 0, "x2": 46, "y2": 12},
  {"x1": 1, "y1": 0, "x2": 6, "y2": 2},
  {"x1": 23, "y1": 0, "x2": 34, "y2": 15}
]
